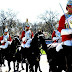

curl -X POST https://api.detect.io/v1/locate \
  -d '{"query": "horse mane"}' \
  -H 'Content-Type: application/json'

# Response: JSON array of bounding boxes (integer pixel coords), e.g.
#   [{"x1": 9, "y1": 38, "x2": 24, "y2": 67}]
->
[
  {"x1": 30, "y1": 32, "x2": 41, "y2": 53},
  {"x1": 30, "y1": 31, "x2": 47, "y2": 54},
  {"x1": 39, "y1": 36, "x2": 47, "y2": 53},
  {"x1": 11, "y1": 36, "x2": 21, "y2": 46},
  {"x1": 30, "y1": 33, "x2": 39, "y2": 50}
]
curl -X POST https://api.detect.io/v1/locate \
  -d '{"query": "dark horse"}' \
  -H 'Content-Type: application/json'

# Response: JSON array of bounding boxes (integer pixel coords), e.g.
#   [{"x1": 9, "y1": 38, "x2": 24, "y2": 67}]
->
[
  {"x1": 5, "y1": 36, "x2": 21, "y2": 72},
  {"x1": 0, "y1": 43, "x2": 6, "y2": 67},
  {"x1": 62, "y1": 45, "x2": 72, "y2": 72},
  {"x1": 21, "y1": 31, "x2": 47, "y2": 72},
  {"x1": 47, "y1": 43, "x2": 66, "y2": 72}
]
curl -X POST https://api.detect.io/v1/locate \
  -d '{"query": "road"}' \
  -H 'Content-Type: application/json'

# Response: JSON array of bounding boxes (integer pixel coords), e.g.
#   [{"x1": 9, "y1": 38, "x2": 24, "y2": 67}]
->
[{"x1": 0, "y1": 55, "x2": 65, "y2": 72}]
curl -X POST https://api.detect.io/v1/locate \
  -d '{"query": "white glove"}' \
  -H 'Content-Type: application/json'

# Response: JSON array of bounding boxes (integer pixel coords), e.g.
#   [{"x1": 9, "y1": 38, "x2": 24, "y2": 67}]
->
[
  {"x1": 1, "y1": 40, "x2": 5, "y2": 43},
  {"x1": 7, "y1": 41, "x2": 12, "y2": 45},
  {"x1": 19, "y1": 47, "x2": 21, "y2": 51},
  {"x1": 22, "y1": 37, "x2": 27, "y2": 42},
  {"x1": 56, "y1": 42, "x2": 63, "y2": 52}
]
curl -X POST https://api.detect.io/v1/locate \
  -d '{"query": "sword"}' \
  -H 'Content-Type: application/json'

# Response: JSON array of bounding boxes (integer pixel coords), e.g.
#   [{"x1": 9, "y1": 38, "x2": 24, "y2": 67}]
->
[{"x1": 59, "y1": 3, "x2": 70, "y2": 28}]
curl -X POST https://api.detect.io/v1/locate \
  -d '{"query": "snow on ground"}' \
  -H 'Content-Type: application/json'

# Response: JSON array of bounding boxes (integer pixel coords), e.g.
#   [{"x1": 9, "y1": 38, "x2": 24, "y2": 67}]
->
[{"x1": 0, "y1": 55, "x2": 65, "y2": 72}]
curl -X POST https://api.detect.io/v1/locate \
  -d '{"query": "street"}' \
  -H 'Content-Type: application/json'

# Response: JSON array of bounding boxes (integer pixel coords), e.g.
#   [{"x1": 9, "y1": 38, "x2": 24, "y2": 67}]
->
[{"x1": 0, "y1": 55, "x2": 65, "y2": 72}]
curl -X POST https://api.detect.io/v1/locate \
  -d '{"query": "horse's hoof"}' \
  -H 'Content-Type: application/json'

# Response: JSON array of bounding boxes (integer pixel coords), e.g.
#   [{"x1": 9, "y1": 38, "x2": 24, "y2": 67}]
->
[
  {"x1": 22, "y1": 68, "x2": 24, "y2": 70},
  {"x1": 9, "y1": 68, "x2": 11, "y2": 71},
  {"x1": 4, "y1": 64, "x2": 6, "y2": 67}
]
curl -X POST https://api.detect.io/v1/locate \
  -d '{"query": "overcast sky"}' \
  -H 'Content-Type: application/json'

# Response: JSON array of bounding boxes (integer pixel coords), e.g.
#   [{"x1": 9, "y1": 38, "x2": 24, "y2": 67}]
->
[{"x1": 0, "y1": 0, "x2": 67, "y2": 23}]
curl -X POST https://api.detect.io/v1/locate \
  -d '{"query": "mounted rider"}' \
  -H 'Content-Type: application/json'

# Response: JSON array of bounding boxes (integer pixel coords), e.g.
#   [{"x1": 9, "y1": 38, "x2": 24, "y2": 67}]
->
[
  {"x1": 0, "y1": 28, "x2": 12, "y2": 49},
  {"x1": 56, "y1": 0, "x2": 72, "y2": 52},
  {"x1": 47, "y1": 23, "x2": 62, "y2": 48},
  {"x1": 52, "y1": 22, "x2": 62, "y2": 43},
  {"x1": 21, "y1": 18, "x2": 34, "y2": 48}
]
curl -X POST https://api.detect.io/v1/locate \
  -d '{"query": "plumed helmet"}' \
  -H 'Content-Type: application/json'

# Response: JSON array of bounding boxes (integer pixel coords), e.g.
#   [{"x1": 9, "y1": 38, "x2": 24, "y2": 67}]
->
[
  {"x1": 25, "y1": 23, "x2": 30, "y2": 27},
  {"x1": 4, "y1": 28, "x2": 8, "y2": 32},
  {"x1": 25, "y1": 18, "x2": 30, "y2": 27},
  {"x1": 66, "y1": 0, "x2": 72, "y2": 10}
]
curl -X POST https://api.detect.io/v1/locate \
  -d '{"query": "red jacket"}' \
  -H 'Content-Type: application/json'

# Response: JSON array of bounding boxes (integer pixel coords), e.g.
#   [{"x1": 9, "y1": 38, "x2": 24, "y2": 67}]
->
[
  {"x1": 21, "y1": 30, "x2": 34, "y2": 44},
  {"x1": 58, "y1": 15, "x2": 71, "y2": 42},
  {"x1": 0, "y1": 35, "x2": 12, "y2": 45},
  {"x1": 52, "y1": 31, "x2": 57, "y2": 42}
]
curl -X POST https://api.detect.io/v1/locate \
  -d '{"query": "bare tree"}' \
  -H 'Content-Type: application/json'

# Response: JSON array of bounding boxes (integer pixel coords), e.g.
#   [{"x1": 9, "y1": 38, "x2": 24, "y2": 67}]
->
[
  {"x1": 38, "y1": 10, "x2": 59, "y2": 35},
  {"x1": 0, "y1": 9, "x2": 18, "y2": 36},
  {"x1": 0, "y1": 10, "x2": 7, "y2": 33}
]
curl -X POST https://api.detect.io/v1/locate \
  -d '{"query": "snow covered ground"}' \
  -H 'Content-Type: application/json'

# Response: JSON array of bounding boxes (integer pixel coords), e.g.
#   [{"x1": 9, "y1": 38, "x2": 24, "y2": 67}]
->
[{"x1": 0, "y1": 55, "x2": 65, "y2": 72}]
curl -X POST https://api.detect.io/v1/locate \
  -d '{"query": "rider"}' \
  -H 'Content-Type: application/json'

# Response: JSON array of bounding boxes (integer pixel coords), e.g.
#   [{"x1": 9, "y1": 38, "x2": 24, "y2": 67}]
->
[
  {"x1": 56, "y1": 0, "x2": 72, "y2": 52},
  {"x1": 52, "y1": 23, "x2": 61, "y2": 43},
  {"x1": 0, "y1": 28, "x2": 12, "y2": 49},
  {"x1": 21, "y1": 18, "x2": 34, "y2": 48}
]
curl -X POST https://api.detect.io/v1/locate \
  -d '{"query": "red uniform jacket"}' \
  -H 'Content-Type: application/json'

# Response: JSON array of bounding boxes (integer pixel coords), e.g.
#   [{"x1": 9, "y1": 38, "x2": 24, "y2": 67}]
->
[
  {"x1": 52, "y1": 31, "x2": 57, "y2": 42},
  {"x1": 21, "y1": 30, "x2": 34, "y2": 44},
  {"x1": 58, "y1": 15, "x2": 71, "y2": 42},
  {"x1": 0, "y1": 35, "x2": 12, "y2": 45}
]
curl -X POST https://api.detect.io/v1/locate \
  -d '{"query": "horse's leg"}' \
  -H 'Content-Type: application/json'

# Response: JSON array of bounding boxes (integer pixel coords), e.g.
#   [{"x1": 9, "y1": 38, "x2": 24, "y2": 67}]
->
[
  {"x1": 26, "y1": 63, "x2": 28, "y2": 72},
  {"x1": 3, "y1": 49, "x2": 6, "y2": 67},
  {"x1": 49, "y1": 65, "x2": 57, "y2": 72},
  {"x1": 38, "y1": 62, "x2": 42, "y2": 72},
  {"x1": 21, "y1": 61, "x2": 24, "y2": 70},
  {"x1": 66, "y1": 54, "x2": 72, "y2": 72},
  {"x1": 8, "y1": 61, "x2": 11, "y2": 71},
  {"x1": 0, "y1": 49, "x2": 4, "y2": 67},
  {"x1": 21, "y1": 54, "x2": 25, "y2": 70},
  {"x1": 29, "y1": 64, "x2": 34, "y2": 72},
  {"x1": 17, "y1": 62, "x2": 19, "y2": 71},
  {"x1": 49, "y1": 60, "x2": 57, "y2": 72},
  {"x1": 14, "y1": 61, "x2": 16, "y2": 72},
  {"x1": 35, "y1": 61, "x2": 39, "y2": 72},
  {"x1": 0, "y1": 53, "x2": 3, "y2": 67},
  {"x1": 35, "y1": 61, "x2": 42, "y2": 72},
  {"x1": 2, "y1": 56, "x2": 5, "y2": 66}
]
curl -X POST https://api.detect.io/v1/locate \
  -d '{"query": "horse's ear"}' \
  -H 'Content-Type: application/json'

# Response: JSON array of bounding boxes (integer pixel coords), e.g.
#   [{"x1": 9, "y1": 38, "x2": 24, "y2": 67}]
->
[{"x1": 17, "y1": 36, "x2": 19, "y2": 38}]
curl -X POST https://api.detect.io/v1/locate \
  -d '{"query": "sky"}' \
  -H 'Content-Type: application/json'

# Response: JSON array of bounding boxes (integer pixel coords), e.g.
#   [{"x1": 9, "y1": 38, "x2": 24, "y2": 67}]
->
[{"x1": 0, "y1": 0, "x2": 67, "y2": 24}]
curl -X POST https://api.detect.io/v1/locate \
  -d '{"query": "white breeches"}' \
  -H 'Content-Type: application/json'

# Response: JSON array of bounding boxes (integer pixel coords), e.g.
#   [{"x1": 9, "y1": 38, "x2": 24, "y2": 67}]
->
[
  {"x1": 56, "y1": 40, "x2": 72, "y2": 52},
  {"x1": 21, "y1": 39, "x2": 32, "y2": 48},
  {"x1": 63, "y1": 40, "x2": 72, "y2": 46},
  {"x1": 0, "y1": 41, "x2": 11, "y2": 49}
]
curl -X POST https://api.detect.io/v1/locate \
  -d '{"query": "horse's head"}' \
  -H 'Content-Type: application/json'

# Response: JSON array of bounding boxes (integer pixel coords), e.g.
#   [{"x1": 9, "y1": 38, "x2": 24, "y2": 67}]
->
[
  {"x1": 31, "y1": 31, "x2": 47, "y2": 53},
  {"x1": 11, "y1": 36, "x2": 21, "y2": 49}
]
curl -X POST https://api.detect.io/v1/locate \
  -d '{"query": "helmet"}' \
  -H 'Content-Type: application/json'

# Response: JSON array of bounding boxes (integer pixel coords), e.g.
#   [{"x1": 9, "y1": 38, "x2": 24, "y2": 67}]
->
[
  {"x1": 66, "y1": 0, "x2": 72, "y2": 10},
  {"x1": 25, "y1": 23, "x2": 30, "y2": 27},
  {"x1": 4, "y1": 28, "x2": 8, "y2": 32},
  {"x1": 25, "y1": 18, "x2": 30, "y2": 28}
]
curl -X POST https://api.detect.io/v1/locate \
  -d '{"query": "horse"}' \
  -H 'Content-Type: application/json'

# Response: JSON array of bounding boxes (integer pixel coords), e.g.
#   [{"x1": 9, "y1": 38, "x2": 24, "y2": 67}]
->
[
  {"x1": 21, "y1": 31, "x2": 47, "y2": 72},
  {"x1": 62, "y1": 45, "x2": 72, "y2": 72},
  {"x1": 46, "y1": 44, "x2": 58, "y2": 72},
  {"x1": 0, "y1": 44, "x2": 5, "y2": 67},
  {"x1": 5, "y1": 36, "x2": 22, "y2": 72},
  {"x1": 46, "y1": 43, "x2": 66, "y2": 72}
]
